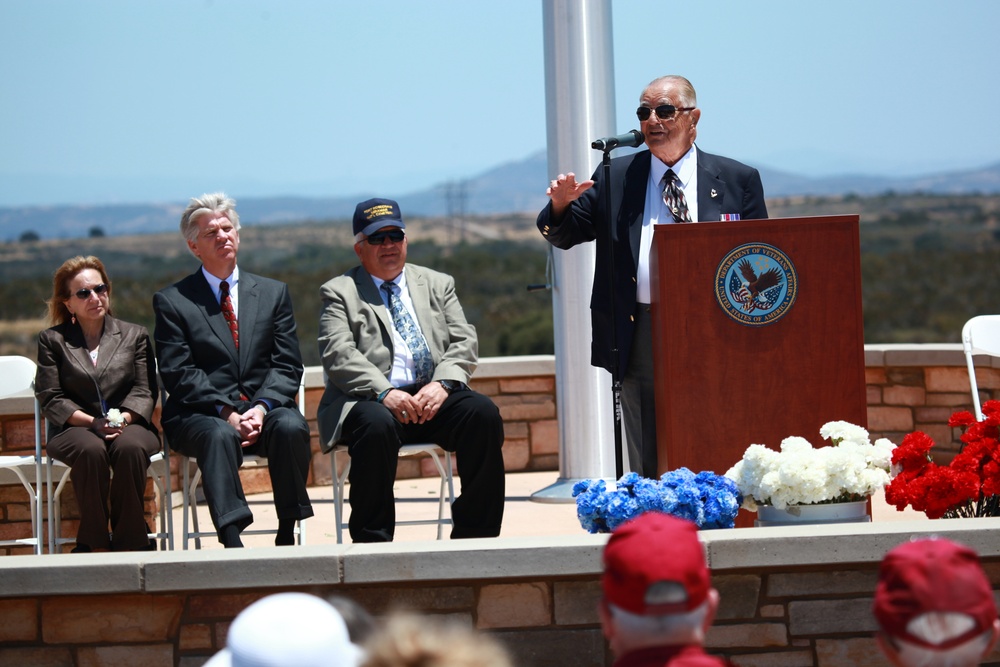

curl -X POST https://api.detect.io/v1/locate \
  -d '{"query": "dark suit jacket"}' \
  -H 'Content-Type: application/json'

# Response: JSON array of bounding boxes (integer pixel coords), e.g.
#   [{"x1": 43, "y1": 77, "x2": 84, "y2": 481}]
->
[
  {"x1": 315, "y1": 263, "x2": 478, "y2": 450},
  {"x1": 536, "y1": 147, "x2": 768, "y2": 374},
  {"x1": 153, "y1": 268, "x2": 304, "y2": 434},
  {"x1": 35, "y1": 317, "x2": 158, "y2": 436}
]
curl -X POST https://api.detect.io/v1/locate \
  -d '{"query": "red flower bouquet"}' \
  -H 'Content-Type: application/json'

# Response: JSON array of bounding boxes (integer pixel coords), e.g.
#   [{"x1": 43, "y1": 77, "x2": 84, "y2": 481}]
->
[{"x1": 884, "y1": 400, "x2": 1000, "y2": 519}]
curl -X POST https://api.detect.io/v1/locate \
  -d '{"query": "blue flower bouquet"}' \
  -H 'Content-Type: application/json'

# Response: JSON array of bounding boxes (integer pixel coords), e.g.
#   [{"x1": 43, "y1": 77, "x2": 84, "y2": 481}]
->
[{"x1": 573, "y1": 469, "x2": 743, "y2": 533}]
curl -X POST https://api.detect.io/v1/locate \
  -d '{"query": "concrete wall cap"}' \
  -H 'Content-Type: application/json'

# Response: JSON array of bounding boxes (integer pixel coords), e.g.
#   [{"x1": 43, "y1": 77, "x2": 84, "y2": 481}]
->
[{"x1": 2, "y1": 521, "x2": 1000, "y2": 598}]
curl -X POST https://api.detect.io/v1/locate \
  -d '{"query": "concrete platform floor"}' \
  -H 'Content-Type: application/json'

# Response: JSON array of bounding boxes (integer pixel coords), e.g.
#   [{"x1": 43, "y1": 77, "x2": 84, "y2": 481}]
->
[{"x1": 169, "y1": 471, "x2": 927, "y2": 550}]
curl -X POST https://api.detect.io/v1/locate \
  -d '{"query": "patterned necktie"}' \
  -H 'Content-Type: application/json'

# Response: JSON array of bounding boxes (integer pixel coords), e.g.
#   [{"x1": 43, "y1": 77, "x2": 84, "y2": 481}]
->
[
  {"x1": 662, "y1": 169, "x2": 692, "y2": 223},
  {"x1": 381, "y1": 281, "x2": 434, "y2": 384},
  {"x1": 220, "y1": 280, "x2": 239, "y2": 350}
]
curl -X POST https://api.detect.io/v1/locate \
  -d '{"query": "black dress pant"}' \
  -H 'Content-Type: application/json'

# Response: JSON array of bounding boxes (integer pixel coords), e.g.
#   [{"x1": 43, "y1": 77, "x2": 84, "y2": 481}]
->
[
  {"x1": 46, "y1": 425, "x2": 160, "y2": 551},
  {"x1": 621, "y1": 307, "x2": 659, "y2": 478},
  {"x1": 166, "y1": 407, "x2": 314, "y2": 539},
  {"x1": 342, "y1": 390, "x2": 505, "y2": 542}
]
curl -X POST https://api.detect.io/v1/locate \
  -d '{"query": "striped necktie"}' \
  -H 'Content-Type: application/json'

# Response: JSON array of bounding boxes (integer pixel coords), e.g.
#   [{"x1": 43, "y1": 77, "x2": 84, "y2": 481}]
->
[
  {"x1": 220, "y1": 280, "x2": 239, "y2": 349},
  {"x1": 662, "y1": 169, "x2": 692, "y2": 223}
]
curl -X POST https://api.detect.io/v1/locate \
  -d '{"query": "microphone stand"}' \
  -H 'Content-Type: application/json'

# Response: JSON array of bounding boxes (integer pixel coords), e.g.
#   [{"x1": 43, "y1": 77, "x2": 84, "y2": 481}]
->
[
  {"x1": 598, "y1": 146, "x2": 624, "y2": 480},
  {"x1": 589, "y1": 129, "x2": 642, "y2": 480}
]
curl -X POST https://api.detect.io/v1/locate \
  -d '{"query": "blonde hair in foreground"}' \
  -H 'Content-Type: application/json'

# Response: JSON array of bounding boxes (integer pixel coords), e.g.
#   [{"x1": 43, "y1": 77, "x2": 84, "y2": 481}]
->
[{"x1": 361, "y1": 614, "x2": 513, "y2": 667}]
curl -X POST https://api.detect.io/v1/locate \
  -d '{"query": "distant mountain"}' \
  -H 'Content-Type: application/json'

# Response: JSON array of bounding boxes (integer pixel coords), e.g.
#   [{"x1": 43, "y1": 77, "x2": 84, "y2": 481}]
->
[
  {"x1": 2, "y1": 153, "x2": 999, "y2": 240},
  {"x1": 759, "y1": 161, "x2": 1000, "y2": 197}
]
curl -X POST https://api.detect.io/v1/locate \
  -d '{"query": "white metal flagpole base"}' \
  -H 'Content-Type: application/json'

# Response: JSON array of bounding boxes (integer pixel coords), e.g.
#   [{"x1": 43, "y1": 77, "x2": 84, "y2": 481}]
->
[{"x1": 530, "y1": 476, "x2": 617, "y2": 504}]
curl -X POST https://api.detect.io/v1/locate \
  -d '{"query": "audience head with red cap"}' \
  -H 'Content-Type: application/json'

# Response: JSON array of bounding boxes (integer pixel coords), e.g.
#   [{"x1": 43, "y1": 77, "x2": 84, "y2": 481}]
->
[
  {"x1": 873, "y1": 537, "x2": 999, "y2": 667},
  {"x1": 599, "y1": 512, "x2": 720, "y2": 658}
]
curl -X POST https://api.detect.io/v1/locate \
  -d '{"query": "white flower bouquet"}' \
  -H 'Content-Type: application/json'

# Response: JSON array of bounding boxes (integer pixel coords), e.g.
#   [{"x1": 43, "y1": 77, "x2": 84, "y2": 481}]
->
[
  {"x1": 105, "y1": 408, "x2": 125, "y2": 428},
  {"x1": 724, "y1": 421, "x2": 896, "y2": 510}
]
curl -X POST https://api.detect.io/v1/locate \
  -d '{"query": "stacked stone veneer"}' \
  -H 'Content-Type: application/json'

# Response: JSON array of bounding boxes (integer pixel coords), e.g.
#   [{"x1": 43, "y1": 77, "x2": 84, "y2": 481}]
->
[
  {"x1": 301, "y1": 356, "x2": 560, "y2": 492},
  {"x1": 0, "y1": 518, "x2": 998, "y2": 666},
  {"x1": 865, "y1": 345, "x2": 999, "y2": 460},
  {"x1": 1, "y1": 347, "x2": 998, "y2": 555}
]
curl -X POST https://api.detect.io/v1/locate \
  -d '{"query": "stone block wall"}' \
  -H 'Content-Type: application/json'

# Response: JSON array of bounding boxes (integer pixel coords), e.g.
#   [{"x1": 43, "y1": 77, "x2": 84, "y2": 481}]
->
[
  {"x1": 2, "y1": 348, "x2": 998, "y2": 556},
  {"x1": 864, "y1": 345, "x2": 1000, "y2": 460},
  {"x1": 0, "y1": 519, "x2": 998, "y2": 667}
]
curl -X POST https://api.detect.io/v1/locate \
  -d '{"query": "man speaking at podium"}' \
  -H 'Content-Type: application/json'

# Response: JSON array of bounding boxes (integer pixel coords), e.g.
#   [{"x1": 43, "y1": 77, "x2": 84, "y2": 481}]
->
[{"x1": 537, "y1": 75, "x2": 768, "y2": 478}]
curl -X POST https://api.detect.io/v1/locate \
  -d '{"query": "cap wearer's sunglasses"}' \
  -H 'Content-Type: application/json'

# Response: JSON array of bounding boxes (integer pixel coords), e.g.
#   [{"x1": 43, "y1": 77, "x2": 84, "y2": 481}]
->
[
  {"x1": 636, "y1": 104, "x2": 696, "y2": 122},
  {"x1": 365, "y1": 230, "x2": 406, "y2": 245},
  {"x1": 74, "y1": 283, "x2": 109, "y2": 299}
]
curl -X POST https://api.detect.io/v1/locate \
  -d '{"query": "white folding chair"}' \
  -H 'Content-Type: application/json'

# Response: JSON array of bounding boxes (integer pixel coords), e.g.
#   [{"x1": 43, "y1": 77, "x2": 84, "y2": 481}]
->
[
  {"x1": 962, "y1": 315, "x2": 1000, "y2": 421},
  {"x1": 331, "y1": 443, "x2": 456, "y2": 544},
  {"x1": 46, "y1": 450, "x2": 71, "y2": 553},
  {"x1": 177, "y1": 380, "x2": 307, "y2": 549},
  {"x1": 0, "y1": 356, "x2": 45, "y2": 555},
  {"x1": 148, "y1": 447, "x2": 174, "y2": 550}
]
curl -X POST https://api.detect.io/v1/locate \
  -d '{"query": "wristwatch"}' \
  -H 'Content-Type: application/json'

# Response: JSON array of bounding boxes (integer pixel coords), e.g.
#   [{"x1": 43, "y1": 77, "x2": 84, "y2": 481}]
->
[{"x1": 438, "y1": 380, "x2": 461, "y2": 394}]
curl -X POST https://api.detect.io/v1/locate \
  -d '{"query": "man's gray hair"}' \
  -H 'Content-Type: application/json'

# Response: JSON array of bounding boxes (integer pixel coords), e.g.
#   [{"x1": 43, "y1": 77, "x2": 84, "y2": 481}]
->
[
  {"x1": 887, "y1": 613, "x2": 996, "y2": 667},
  {"x1": 179, "y1": 192, "x2": 241, "y2": 246},
  {"x1": 607, "y1": 599, "x2": 710, "y2": 647},
  {"x1": 643, "y1": 75, "x2": 697, "y2": 108}
]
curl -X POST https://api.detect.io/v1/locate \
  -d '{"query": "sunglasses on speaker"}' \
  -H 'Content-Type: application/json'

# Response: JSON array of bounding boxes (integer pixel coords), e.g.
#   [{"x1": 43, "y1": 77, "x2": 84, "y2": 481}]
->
[
  {"x1": 636, "y1": 104, "x2": 696, "y2": 122},
  {"x1": 365, "y1": 229, "x2": 406, "y2": 245},
  {"x1": 74, "y1": 283, "x2": 109, "y2": 299}
]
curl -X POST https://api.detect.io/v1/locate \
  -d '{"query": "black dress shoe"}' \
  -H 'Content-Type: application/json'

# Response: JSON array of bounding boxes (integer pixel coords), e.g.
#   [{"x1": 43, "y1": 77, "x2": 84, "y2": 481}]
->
[
  {"x1": 220, "y1": 524, "x2": 244, "y2": 548},
  {"x1": 70, "y1": 543, "x2": 92, "y2": 553}
]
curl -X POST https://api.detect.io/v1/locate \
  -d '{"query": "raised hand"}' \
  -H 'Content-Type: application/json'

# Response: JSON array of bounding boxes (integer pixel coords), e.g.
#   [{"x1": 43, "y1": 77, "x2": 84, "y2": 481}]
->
[{"x1": 547, "y1": 172, "x2": 594, "y2": 217}]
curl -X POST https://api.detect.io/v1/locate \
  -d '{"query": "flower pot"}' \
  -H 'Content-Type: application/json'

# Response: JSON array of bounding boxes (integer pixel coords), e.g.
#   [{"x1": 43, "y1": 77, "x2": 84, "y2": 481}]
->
[{"x1": 755, "y1": 500, "x2": 870, "y2": 527}]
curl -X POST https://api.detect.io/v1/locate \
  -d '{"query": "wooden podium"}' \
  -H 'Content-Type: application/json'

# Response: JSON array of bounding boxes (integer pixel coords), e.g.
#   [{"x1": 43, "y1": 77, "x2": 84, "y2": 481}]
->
[{"x1": 649, "y1": 215, "x2": 867, "y2": 479}]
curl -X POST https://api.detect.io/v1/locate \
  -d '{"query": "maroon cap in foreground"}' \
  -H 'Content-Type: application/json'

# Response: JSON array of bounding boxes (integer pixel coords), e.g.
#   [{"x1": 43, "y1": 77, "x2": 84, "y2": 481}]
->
[
  {"x1": 873, "y1": 538, "x2": 998, "y2": 649},
  {"x1": 602, "y1": 512, "x2": 709, "y2": 615}
]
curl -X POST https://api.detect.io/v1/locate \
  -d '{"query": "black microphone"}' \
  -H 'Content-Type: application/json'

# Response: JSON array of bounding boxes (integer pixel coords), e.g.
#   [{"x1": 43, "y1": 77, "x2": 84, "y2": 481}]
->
[{"x1": 591, "y1": 130, "x2": 644, "y2": 151}]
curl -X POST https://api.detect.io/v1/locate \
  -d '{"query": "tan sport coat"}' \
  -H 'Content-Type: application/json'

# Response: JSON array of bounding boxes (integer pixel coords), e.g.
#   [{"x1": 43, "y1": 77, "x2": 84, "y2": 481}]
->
[{"x1": 316, "y1": 263, "x2": 477, "y2": 451}]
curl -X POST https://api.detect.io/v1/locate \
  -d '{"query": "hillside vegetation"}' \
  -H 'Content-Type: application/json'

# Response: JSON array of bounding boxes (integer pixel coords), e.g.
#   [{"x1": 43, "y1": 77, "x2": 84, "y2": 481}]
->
[{"x1": 1, "y1": 194, "x2": 997, "y2": 364}]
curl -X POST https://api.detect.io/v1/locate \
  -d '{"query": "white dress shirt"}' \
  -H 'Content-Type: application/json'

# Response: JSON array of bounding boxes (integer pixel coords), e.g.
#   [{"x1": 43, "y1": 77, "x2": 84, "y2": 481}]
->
[
  {"x1": 201, "y1": 265, "x2": 240, "y2": 319},
  {"x1": 635, "y1": 146, "x2": 699, "y2": 304},
  {"x1": 373, "y1": 268, "x2": 428, "y2": 387}
]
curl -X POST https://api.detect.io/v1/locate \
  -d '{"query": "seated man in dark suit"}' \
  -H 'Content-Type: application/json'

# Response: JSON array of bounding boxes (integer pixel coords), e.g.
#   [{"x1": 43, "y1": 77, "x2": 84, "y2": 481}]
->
[
  {"x1": 316, "y1": 197, "x2": 505, "y2": 543},
  {"x1": 153, "y1": 192, "x2": 313, "y2": 548}
]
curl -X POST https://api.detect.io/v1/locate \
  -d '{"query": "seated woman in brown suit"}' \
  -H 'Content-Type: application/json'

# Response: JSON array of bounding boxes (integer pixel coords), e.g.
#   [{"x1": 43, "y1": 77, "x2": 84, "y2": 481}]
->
[{"x1": 35, "y1": 255, "x2": 161, "y2": 552}]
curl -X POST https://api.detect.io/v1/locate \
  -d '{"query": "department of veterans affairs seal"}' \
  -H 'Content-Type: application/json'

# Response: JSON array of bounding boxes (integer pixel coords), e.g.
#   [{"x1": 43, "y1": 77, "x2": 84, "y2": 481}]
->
[{"x1": 714, "y1": 243, "x2": 798, "y2": 326}]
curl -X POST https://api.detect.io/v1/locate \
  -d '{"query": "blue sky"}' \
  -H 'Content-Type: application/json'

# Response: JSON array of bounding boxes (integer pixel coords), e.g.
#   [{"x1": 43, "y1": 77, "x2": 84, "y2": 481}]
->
[{"x1": 2, "y1": 0, "x2": 998, "y2": 207}]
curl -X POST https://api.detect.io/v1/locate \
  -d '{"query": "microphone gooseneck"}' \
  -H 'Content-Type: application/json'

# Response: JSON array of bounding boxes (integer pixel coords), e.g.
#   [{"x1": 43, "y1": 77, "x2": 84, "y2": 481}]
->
[{"x1": 591, "y1": 129, "x2": 644, "y2": 152}]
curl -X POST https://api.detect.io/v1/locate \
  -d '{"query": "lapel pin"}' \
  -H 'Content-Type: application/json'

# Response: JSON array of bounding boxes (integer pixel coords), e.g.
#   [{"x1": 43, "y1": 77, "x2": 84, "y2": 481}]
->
[{"x1": 710, "y1": 189, "x2": 718, "y2": 198}]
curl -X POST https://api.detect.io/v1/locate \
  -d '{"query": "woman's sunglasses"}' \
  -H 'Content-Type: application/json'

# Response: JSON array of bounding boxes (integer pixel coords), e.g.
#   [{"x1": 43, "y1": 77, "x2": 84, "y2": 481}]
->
[{"x1": 74, "y1": 283, "x2": 109, "y2": 299}]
